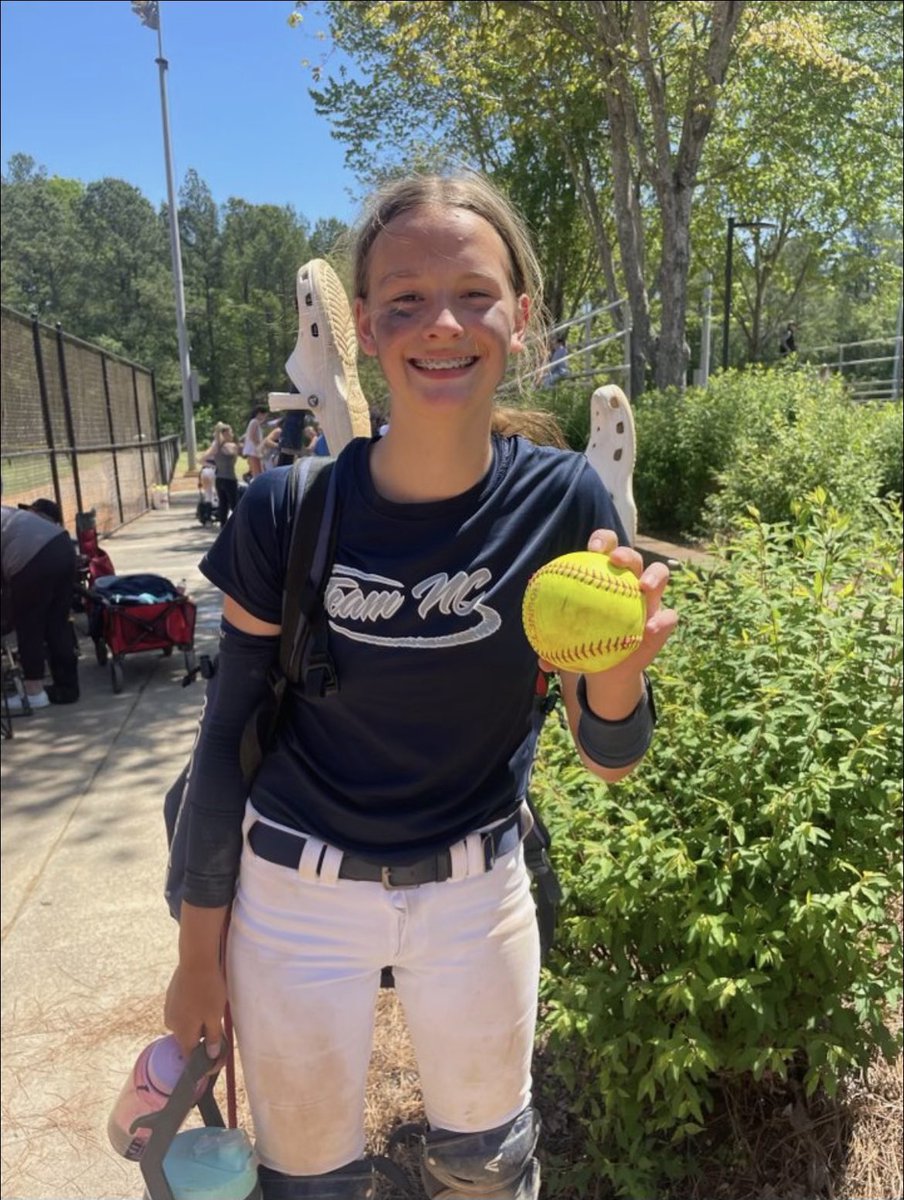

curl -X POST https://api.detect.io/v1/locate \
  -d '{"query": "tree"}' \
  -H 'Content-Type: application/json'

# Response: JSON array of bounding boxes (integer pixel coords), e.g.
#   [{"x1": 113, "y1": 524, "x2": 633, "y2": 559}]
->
[
  {"x1": 179, "y1": 169, "x2": 224, "y2": 408},
  {"x1": 73, "y1": 178, "x2": 173, "y2": 362},
  {"x1": 309, "y1": 215, "x2": 348, "y2": 259},
  {"x1": 687, "y1": 1, "x2": 903, "y2": 365},
  {"x1": 0, "y1": 155, "x2": 84, "y2": 318},
  {"x1": 217, "y1": 199, "x2": 311, "y2": 415},
  {"x1": 306, "y1": 0, "x2": 746, "y2": 392},
  {"x1": 303, "y1": 0, "x2": 901, "y2": 392}
]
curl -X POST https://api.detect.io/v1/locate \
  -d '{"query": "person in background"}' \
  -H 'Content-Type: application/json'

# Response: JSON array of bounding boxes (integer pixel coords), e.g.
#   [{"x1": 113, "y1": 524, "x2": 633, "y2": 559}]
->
[
  {"x1": 27, "y1": 498, "x2": 64, "y2": 525},
  {"x1": 259, "y1": 420, "x2": 283, "y2": 472},
  {"x1": 205, "y1": 423, "x2": 240, "y2": 524},
  {"x1": 1, "y1": 503, "x2": 79, "y2": 710},
  {"x1": 241, "y1": 404, "x2": 269, "y2": 477},
  {"x1": 779, "y1": 321, "x2": 797, "y2": 357},
  {"x1": 542, "y1": 334, "x2": 570, "y2": 387}
]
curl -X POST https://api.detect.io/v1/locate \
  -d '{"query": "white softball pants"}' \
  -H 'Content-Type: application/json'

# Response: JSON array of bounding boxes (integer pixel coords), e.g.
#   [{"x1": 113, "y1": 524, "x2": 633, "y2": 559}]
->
[{"x1": 227, "y1": 805, "x2": 541, "y2": 1177}]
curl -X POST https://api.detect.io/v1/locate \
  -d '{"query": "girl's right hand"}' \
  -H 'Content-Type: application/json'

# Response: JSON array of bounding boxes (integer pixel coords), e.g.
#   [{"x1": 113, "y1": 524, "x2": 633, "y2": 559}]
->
[{"x1": 164, "y1": 961, "x2": 226, "y2": 1060}]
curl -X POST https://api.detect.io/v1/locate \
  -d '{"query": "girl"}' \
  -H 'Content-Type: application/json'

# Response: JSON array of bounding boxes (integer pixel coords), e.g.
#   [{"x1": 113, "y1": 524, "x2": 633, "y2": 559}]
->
[
  {"x1": 205, "y1": 422, "x2": 239, "y2": 524},
  {"x1": 166, "y1": 173, "x2": 677, "y2": 1199},
  {"x1": 242, "y1": 404, "x2": 269, "y2": 477}
]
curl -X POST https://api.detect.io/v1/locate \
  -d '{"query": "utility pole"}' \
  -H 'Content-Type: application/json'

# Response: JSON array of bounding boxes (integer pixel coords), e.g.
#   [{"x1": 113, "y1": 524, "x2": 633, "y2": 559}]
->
[{"x1": 131, "y1": 0, "x2": 197, "y2": 469}]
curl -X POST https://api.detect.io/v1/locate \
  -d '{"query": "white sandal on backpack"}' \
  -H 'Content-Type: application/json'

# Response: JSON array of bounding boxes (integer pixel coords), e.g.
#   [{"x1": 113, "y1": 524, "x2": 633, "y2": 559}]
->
[
  {"x1": 269, "y1": 259, "x2": 371, "y2": 455},
  {"x1": 584, "y1": 385, "x2": 638, "y2": 546}
]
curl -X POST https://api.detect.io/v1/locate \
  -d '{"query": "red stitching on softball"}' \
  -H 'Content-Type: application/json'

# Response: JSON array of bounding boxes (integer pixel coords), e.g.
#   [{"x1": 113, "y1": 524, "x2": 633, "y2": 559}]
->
[
  {"x1": 554, "y1": 634, "x2": 642, "y2": 666},
  {"x1": 535, "y1": 561, "x2": 640, "y2": 599}
]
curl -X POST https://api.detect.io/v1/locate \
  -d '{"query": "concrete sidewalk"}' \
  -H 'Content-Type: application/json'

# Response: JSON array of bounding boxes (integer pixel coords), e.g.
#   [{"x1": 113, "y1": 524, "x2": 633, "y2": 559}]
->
[{"x1": 1, "y1": 495, "x2": 224, "y2": 1200}]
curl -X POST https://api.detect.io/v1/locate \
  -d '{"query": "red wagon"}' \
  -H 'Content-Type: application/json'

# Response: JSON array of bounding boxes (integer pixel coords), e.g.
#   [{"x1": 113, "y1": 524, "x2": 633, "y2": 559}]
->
[{"x1": 88, "y1": 574, "x2": 198, "y2": 694}]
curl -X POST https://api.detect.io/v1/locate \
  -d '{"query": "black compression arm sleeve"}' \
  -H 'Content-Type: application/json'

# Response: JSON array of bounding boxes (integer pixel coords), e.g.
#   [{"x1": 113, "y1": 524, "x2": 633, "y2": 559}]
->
[{"x1": 181, "y1": 619, "x2": 280, "y2": 908}]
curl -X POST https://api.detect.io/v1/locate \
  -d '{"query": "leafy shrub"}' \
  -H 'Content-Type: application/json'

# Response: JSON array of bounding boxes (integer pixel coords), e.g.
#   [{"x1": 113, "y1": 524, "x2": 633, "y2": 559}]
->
[
  {"x1": 631, "y1": 373, "x2": 760, "y2": 536},
  {"x1": 865, "y1": 399, "x2": 904, "y2": 499},
  {"x1": 521, "y1": 377, "x2": 595, "y2": 450},
  {"x1": 628, "y1": 366, "x2": 902, "y2": 540},
  {"x1": 534, "y1": 491, "x2": 903, "y2": 1198},
  {"x1": 703, "y1": 376, "x2": 896, "y2": 537}
]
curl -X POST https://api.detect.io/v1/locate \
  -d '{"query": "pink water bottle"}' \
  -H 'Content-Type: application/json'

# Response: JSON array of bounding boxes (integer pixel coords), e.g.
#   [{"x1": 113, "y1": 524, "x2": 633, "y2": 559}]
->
[{"x1": 108, "y1": 1035, "x2": 209, "y2": 1161}]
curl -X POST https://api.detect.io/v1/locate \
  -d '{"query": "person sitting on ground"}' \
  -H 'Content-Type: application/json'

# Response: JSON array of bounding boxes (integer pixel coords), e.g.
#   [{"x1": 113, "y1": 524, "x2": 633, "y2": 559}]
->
[{"x1": 1, "y1": 503, "x2": 80, "y2": 710}]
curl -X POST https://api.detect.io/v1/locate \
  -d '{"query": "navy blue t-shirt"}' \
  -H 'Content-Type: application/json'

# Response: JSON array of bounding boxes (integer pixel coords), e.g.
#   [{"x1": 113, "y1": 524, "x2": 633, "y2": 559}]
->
[{"x1": 201, "y1": 433, "x2": 625, "y2": 864}]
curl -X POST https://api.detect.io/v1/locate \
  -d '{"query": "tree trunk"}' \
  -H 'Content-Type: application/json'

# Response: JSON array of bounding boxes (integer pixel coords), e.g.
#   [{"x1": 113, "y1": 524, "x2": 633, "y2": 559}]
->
[
  {"x1": 654, "y1": 186, "x2": 693, "y2": 389},
  {"x1": 560, "y1": 136, "x2": 620, "y2": 307}
]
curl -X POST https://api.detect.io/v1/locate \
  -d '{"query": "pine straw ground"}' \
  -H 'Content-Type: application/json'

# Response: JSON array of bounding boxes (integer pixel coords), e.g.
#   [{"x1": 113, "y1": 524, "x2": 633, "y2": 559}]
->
[{"x1": 223, "y1": 985, "x2": 902, "y2": 1200}]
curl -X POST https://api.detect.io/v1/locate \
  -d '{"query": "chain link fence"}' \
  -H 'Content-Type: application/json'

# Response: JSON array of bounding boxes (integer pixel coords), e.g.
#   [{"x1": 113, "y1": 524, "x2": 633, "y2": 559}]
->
[{"x1": 1, "y1": 306, "x2": 179, "y2": 535}]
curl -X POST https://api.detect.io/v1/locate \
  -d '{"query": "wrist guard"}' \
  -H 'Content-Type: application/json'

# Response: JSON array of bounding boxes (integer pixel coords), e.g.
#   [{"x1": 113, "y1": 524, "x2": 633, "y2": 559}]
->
[{"x1": 576, "y1": 673, "x2": 657, "y2": 768}]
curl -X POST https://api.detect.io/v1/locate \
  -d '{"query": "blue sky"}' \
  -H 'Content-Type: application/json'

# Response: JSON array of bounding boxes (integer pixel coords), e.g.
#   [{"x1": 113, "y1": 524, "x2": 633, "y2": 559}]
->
[{"x1": 1, "y1": 0, "x2": 363, "y2": 226}]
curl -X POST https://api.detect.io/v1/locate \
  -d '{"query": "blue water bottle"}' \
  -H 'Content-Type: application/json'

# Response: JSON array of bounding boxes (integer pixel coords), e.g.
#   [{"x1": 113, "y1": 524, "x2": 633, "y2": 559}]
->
[{"x1": 134, "y1": 1042, "x2": 262, "y2": 1200}]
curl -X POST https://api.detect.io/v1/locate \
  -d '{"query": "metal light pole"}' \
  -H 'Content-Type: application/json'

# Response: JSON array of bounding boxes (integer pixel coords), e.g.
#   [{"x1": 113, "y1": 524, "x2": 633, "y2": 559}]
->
[
  {"x1": 131, "y1": 0, "x2": 197, "y2": 469},
  {"x1": 700, "y1": 271, "x2": 713, "y2": 387},
  {"x1": 721, "y1": 217, "x2": 776, "y2": 371}
]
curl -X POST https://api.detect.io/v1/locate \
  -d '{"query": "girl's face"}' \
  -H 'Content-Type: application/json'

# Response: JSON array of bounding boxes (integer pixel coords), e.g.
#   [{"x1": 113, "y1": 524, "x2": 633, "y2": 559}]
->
[{"x1": 354, "y1": 204, "x2": 529, "y2": 421}]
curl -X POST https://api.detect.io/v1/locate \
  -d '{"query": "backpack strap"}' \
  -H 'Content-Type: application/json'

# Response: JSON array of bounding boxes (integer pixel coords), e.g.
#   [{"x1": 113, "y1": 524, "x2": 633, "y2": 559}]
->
[
  {"x1": 238, "y1": 456, "x2": 340, "y2": 782},
  {"x1": 523, "y1": 670, "x2": 564, "y2": 961},
  {"x1": 279, "y1": 455, "x2": 338, "y2": 686}
]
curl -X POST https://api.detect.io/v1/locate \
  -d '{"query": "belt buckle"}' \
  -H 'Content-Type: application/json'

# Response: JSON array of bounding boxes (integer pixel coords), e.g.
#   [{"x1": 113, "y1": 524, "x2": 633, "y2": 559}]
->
[{"x1": 381, "y1": 865, "x2": 421, "y2": 890}]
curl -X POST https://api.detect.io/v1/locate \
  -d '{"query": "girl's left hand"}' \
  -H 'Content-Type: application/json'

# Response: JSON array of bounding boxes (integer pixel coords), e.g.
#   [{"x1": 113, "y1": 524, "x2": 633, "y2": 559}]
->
[{"x1": 585, "y1": 528, "x2": 678, "y2": 679}]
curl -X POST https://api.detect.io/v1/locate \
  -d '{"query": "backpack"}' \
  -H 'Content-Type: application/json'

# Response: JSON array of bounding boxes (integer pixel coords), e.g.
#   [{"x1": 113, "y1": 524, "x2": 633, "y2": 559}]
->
[{"x1": 164, "y1": 454, "x2": 562, "y2": 959}]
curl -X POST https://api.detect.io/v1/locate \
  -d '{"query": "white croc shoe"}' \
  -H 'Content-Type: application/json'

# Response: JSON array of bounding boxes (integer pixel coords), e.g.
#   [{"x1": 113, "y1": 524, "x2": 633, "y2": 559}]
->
[
  {"x1": 585, "y1": 385, "x2": 638, "y2": 546},
  {"x1": 282, "y1": 259, "x2": 371, "y2": 454}
]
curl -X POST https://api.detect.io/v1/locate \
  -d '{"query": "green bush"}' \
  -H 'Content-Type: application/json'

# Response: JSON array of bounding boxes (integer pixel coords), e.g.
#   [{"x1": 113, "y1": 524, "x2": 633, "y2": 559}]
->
[
  {"x1": 865, "y1": 399, "x2": 904, "y2": 499},
  {"x1": 703, "y1": 376, "x2": 896, "y2": 537},
  {"x1": 534, "y1": 491, "x2": 903, "y2": 1198},
  {"x1": 629, "y1": 366, "x2": 903, "y2": 541},
  {"x1": 631, "y1": 374, "x2": 759, "y2": 536},
  {"x1": 520, "y1": 377, "x2": 596, "y2": 450}
]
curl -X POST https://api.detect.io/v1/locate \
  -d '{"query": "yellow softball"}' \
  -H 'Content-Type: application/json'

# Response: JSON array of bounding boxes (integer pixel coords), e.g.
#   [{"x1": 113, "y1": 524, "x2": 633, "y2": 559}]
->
[{"x1": 522, "y1": 551, "x2": 646, "y2": 672}]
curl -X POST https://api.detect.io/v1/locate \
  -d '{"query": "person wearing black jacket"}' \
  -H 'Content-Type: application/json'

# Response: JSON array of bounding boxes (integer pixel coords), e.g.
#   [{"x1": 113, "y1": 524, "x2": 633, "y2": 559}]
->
[{"x1": 1, "y1": 503, "x2": 79, "y2": 709}]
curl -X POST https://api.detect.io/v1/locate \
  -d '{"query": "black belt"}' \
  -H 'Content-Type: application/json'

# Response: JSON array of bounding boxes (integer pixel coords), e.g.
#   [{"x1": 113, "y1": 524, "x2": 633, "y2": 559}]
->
[{"x1": 247, "y1": 810, "x2": 524, "y2": 889}]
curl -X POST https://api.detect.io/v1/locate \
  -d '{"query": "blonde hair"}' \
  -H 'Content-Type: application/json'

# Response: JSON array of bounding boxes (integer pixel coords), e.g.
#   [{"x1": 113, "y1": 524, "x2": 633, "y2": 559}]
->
[
  {"x1": 491, "y1": 406, "x2": 567, "y2": 448},
  {"x1": 351, "y1": 172, "x2": 548, "y2": 387}
]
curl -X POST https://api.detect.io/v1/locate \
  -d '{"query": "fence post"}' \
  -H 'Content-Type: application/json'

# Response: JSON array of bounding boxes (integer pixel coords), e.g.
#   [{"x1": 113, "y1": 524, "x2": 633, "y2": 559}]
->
[
  {"x1": 131, "y1": 364, "x2": 150, "y2": 508},
  {"x1": 30, "y1": 313, "x2": 64, "y2": 516},
  {"x1": 100, "y1": 353, "x2": 125, "y2": 525},
  {"x1": 54, "y1": 322, "x2": 84, "y2": 514},
  {"x1": 893, "y1": 296, "x2": 903, "y2": 402},
  {"x1": 150, "y1": 369, "x2": 165, "y2": 483}
]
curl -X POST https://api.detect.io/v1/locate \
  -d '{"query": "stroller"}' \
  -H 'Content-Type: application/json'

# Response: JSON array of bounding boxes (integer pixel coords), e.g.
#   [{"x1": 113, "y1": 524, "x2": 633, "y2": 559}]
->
[{"x1": 88, "y1": 574, "x2": 198, "y2": 694}]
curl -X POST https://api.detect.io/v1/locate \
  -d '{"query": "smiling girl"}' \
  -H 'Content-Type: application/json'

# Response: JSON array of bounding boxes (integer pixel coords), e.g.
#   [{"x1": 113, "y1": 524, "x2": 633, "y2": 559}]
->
[{"x1": 165, "y1": 172, "x2": 677, "y2": 1199}]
